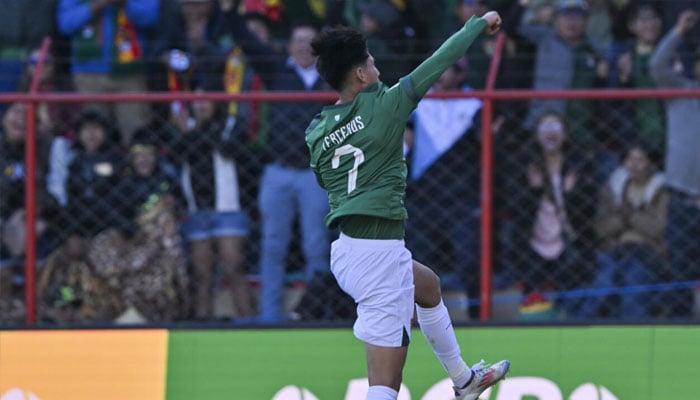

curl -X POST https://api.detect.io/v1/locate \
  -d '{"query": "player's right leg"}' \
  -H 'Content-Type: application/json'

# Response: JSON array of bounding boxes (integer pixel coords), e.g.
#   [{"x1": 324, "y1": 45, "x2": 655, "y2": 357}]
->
[
  {"x1": 365, "y1": 343, "x2": 408, "y2": 398},
  {"x1": 330, "y1": 234, "x2": 414, "y2": 399}
]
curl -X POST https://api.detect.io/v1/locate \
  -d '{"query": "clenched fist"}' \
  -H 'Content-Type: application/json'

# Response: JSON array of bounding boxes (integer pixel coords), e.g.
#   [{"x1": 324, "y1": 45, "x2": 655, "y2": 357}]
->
[{"x1": 482, "y1": 11, "x2": 502, "y2": 35}]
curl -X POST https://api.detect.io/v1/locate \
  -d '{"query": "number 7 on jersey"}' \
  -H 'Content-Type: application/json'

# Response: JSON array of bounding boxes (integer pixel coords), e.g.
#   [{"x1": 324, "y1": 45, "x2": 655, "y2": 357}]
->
[{"x1": 332, "y1": 144, "x2": 365, "y2": 194}]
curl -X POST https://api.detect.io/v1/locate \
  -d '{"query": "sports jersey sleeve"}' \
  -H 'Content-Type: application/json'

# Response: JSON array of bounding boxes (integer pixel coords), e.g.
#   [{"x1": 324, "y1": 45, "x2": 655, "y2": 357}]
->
[
  {"x1": 374, "y1": 16, "x2": 487, "y2": 119},
  {"x1": 306, "y1": 115, "x2": 327, "y2": 189},
  {"x1": 403, "y1": 16, "x2": 487, "y2": 102}
]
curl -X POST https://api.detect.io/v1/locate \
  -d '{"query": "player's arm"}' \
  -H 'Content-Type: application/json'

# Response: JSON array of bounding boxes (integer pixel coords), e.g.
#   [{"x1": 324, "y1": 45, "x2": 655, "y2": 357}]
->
[
  {"x1": 306, "y1": 118, "x2": 327, "y2": 190},
  {"x1": 309, "y1": 156, "x2": 326, "y2": 189},
  {"x1": 402, "y1": 12, "x2": 501, "y2": 102}
]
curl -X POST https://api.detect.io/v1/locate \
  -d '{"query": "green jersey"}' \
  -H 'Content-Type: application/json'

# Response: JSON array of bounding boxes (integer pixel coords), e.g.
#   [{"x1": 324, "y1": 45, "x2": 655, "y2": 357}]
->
[{"x1": 305, "y1": 16, "x2": 487, "y2": 235}]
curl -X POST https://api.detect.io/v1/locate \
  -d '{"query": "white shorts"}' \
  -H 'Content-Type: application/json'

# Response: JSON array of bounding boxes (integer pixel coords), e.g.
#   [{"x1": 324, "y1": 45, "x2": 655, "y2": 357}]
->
[{"x1": 331, "y1": 233, "x2": 415, "y2": 347}]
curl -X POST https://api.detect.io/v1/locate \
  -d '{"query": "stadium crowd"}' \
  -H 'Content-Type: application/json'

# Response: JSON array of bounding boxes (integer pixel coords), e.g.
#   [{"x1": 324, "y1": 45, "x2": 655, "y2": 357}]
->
[{"x1": 0, "y1": 0, "x2": 699, "y2": 325}]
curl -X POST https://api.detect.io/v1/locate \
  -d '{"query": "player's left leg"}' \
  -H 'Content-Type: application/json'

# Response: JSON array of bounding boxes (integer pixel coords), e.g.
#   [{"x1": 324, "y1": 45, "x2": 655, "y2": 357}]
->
[
  {"x1": 413, "y1": 260, "x2": 472, "y2": 387},
  {"x1": 413, "y1": 260, "x2": 510, "y2": 400}
]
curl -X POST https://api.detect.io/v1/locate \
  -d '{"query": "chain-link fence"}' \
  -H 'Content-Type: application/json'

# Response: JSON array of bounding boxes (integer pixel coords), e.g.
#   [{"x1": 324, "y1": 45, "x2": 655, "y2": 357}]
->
[
  {"x1": 2, "y1": 88, "x2": 699, "y2": 326},
  {"x1": 493, "y1": 92, "x2": 700, "y2": 322},
  {"x1": 2, "y1": 0, "x2": 700, "y2": 326}
]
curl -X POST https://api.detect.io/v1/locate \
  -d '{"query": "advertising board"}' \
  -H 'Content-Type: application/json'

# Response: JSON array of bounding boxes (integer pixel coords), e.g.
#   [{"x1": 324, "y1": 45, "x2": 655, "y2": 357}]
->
[
  {"x1": 1, "y1": 326, "x2": 697, "y2": 399},
  {"x1": 0, "y1": 330, "x2": 167, "y2": 400}
]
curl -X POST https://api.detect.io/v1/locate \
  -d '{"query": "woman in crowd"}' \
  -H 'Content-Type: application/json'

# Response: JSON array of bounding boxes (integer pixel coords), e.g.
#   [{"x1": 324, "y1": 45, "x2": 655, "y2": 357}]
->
[{"x1": 510, "y1": 110, "x2": 596, "y2": 318}]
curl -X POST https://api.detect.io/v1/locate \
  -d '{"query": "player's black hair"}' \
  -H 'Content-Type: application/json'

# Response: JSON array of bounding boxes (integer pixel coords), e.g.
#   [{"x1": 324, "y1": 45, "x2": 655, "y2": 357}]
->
[{"x1": 311, "y1": 26, "x2": 369, "y2": 91}]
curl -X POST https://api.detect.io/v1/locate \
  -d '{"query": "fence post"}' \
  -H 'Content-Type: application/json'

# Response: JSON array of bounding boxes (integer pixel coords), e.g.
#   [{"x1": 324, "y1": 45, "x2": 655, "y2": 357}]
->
[
  {"x1": 479, "y1": 32, "x2": 505, "y2": 320},
  {"x1": 23, "y1": 37, "x2": 52, "y2": 324}
]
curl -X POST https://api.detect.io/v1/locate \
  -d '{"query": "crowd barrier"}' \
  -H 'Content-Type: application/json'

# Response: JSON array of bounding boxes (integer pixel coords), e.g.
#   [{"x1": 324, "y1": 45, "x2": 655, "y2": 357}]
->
[
  {"x1": 1, "y1": 35, "x2": 699, "y2": 324},
  {"x1": 1, "y1": 325, "x2": 698, "y2": 399}
]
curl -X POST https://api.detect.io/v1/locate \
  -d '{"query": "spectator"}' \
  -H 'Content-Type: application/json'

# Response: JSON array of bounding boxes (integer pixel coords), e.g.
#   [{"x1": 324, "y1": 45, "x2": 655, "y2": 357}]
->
[
  {"x1": 0, "y1": 102, "x2": 55, "y2": 268},
  {"x1": 440, "y1": 0, "x2": 500, "y2": 90},
  {"x1": 139, "y1": 0, "x2": 179, "y2": 120},
  {"x1": 650, "y1": 9, "x2": 700, "y2": 318},
  {"x1": 516, "y1": 0, "x2": 607, "y2": 148},
  {"x1": 497, "y1": 0, "x2": 539, "y2": 135},
  {"x1": 661, "y1": 1, "x2": 700, "y2": 76},
  {"x1": 85, "y1": 130, "x2": 189, "y2": 322},
  {"x1": 152, "y1": 0, "x2": 229, "y2": 142},
  {"x1": 230, "y1": 0, "x2": 283, "y2": 25},
  {"x1": 153, "y1": 0, "x2": 224, "y2": 101},
  {"x1": 39, "y1": 124, "x2": 187, "y2": 325},
  {"x1": 505, "y1": 0, "x2": 613, "y2": 45},
  {"x1": 226, "y1": 9, "x2": 332, "y2": 322},
  {"x1": 0, "y1": 102, "x2": 59, "y2": 324},
  {"x1": 581, "y1": 143, "x2": 668, "y2": 319},
  {"x1": 350, "y1": 0, "x2": 415, "y2": 86},
  {"x1": 275, "y1": 0, "x2": 325, "y2": 35},
  {"x1": 394, "y1": 0, "x2": 447, "y2": 58},
  {"x1": 212, "y1": 3, "x2": 275, "y2": 205},
  {"x1": 15, "y1": 48, "x2": 83, "y2": 208},
  {"x1": 0, "y1": 267, "x2": 26, "y2": 324},
  {"x1": 43, "y1": 109, "x2": 120, "y2": 325},
  {"x1": 171, "y1": 79, "x2": 255, "y2": 320},
  {"x1": 57, "y1": 0, "x2": 160, "y2": 147},
  {"x1": 47, "y1": 130, "x2": 78, "y2": 208},
  {"x1": 17, "y1": 48, "x2": 82, "y2": 139},
  {"x1": 583, "y1": 0, "x2": 614, "y2": 48},
  {"x1": 37, "y1": 244, "x2": 123, "y2": 324},
  {"x1": 0, "y1": 0, "x2": 55, "y2": 99},
  {"x1": 510, "y1": 110, "x2": 596, "y2": 319},
  {"x1": 607, "y1": 3, "x2": 665, "y2": 152},
  {"x1": 404, "y1": 57, "x2": 482, "y2": 317},
  {"x1": 59, "y1": 110, "x2": 123, "y2": 253}
]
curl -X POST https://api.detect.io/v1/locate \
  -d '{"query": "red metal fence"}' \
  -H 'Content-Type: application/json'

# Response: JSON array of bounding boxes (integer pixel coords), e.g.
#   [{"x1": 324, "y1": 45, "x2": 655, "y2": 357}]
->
[{"x1": 3, "y1": 87, "x2": 698, "y2": 325}]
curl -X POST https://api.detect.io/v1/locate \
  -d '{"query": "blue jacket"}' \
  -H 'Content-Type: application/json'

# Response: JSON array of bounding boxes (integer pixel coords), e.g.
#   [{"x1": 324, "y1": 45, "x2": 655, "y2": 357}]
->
[{"x1": 57, "y1": 0, "x2": 159, "y2": 74}]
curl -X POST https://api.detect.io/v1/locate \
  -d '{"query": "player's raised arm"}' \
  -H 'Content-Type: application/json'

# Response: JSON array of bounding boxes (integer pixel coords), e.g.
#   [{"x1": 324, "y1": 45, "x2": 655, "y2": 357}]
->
[{"x1": 403, "y1": 11, "x2": 501, "y2": 102}]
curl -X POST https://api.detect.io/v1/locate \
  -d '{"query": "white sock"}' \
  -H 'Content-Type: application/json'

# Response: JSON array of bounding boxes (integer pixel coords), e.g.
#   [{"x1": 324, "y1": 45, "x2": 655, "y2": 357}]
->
[
  {"x1": 366, "y1": 385, "x2": 398, "y2": 400},
  {"x1": 416, "y1": 299, "x2": 472, "y2": 388}
]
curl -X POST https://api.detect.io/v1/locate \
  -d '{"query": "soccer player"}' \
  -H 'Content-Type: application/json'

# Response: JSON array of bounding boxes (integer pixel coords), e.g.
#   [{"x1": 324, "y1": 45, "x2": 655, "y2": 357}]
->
[{"x1": 305, "y1": 10, "x2": 510, "y2": 400}]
